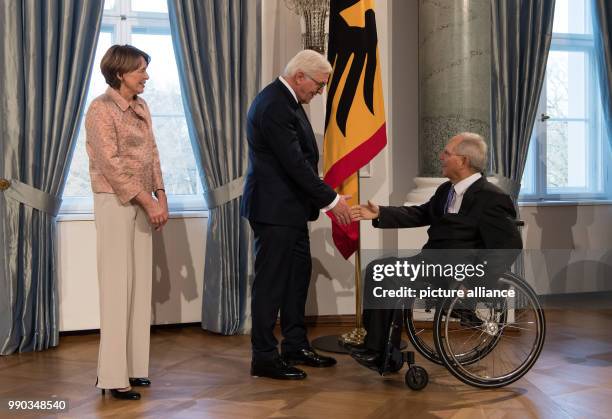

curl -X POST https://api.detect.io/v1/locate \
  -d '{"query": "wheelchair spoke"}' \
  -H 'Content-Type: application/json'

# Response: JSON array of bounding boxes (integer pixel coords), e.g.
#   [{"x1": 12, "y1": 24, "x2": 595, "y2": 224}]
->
[
  {"x1": 452, "y1": 330, "x2": 484, "y2": 347},
  {"x1": 500, "y1": 324, "x2": 536, "y2": 332},
  {"x1": 446, "y1": 325, "x2": 485, "y2": 332}
]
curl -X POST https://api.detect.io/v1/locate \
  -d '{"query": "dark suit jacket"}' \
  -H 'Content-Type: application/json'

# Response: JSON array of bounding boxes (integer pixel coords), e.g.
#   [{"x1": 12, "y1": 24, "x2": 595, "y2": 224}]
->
[
  {"x1": 241, "y1": 79, "x2": 336, "y2": 227},
  {"x1": 374, "y1": 177, "x2": 522, "y2": 272}
]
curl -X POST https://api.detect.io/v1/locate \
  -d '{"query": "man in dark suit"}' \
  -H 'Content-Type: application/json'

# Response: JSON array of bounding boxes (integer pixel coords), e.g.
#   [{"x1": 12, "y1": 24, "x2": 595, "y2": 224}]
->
[
  {"x1": 241, "y1": 50, "x2": 352, "y2": 380},
  {"x1": 349, "y1": 132, "x2": 522, "y2": 368}
]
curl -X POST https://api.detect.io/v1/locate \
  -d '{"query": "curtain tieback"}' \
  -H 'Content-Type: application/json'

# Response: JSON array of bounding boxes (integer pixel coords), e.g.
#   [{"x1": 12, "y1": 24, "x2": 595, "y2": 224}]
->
[
  {"x1": 494, "y1": 174, "x2": 521, "y2": 200},
  {"x1": 204, "y1": 176, "x2": 245, "y2": 209},
  {"x1": 0, "y1": 178, "x2": 62, "y2": 217}
]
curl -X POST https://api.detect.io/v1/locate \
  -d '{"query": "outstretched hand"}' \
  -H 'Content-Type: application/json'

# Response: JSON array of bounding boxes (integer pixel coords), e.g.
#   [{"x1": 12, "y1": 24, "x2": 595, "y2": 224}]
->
[{"x1": 351, "y1": 200, "x2": 380, "y2": 221}]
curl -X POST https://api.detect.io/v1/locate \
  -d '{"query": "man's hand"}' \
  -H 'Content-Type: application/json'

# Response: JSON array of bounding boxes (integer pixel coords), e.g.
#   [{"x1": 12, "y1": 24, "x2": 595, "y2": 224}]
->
[
  {"x1": 331, "y1": 194, "x2": 352, "y2": 225},
  {"x1": 351, "y1": 200, "x2": 380, "y2": 221}
]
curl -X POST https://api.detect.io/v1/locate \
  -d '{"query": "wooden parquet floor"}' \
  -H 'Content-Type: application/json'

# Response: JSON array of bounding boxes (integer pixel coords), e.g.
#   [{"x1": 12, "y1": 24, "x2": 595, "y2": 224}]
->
[{"x1": 1, "y1": 309, "x2": 611, "y2": 418}]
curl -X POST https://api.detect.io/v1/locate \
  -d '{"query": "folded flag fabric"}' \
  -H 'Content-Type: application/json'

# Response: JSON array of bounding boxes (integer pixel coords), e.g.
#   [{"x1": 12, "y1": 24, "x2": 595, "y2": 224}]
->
[{"x1": 324, "y1": 0, "x2": 387, "y2": 259}]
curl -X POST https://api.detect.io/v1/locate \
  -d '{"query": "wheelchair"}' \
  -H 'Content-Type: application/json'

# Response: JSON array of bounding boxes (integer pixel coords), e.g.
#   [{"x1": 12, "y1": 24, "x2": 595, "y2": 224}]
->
[{"x1": 375, "y1": 271, "x2": 546, "y2": 391}]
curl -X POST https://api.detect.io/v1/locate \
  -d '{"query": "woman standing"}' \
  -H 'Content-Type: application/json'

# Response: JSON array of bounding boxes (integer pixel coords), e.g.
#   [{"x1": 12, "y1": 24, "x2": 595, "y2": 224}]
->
[{"x1": 85, "y1": 44, "x2": 168, "y2": 400}]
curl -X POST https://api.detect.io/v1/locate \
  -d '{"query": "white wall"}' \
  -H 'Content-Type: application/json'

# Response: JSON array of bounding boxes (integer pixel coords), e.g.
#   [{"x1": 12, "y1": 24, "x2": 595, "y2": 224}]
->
[
  {"x1": 57, "y1": 216, "x2": 207, "y2": 331},
  {"x1": 520, "y1": 204, "x2": 612, "y2": 294}
]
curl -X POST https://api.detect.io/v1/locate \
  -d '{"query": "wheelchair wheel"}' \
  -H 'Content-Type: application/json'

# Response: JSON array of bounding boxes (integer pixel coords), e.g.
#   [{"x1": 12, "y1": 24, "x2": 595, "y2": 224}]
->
[
  {"x1": 405, "y1": 297, "x2": 443, "y2": 365},
  {"x1": 433, "y1": 273, "x2": 546, "y2": 388},
  {"x1": 405, "y1": 365, "x2": 428, "y2": 390},
  {"x1": 405, "y1": 297, "x2": 501, "y2": 366}
]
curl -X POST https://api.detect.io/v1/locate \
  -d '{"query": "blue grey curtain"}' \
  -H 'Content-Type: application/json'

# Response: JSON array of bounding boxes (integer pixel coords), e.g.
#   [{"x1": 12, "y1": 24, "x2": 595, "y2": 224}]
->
[
  {"x1": 0, "y1": 0, "x2": 103, "y2": 354},
  {"x1": 490, "y1": 0, "x2": 556, "y2": 200},
  {"x1": 593, "y1": 0, "x2": 612, "y2": 149},
  {"x1": 168, "y1": 0, "x2": 260, "y2": 334}
]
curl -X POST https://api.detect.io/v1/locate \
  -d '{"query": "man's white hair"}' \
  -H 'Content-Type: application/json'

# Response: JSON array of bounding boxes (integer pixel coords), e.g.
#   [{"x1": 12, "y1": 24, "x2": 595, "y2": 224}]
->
[
  {"x1": 455, "y1": 132, "x2": 488, "y2": 173},
  {"x1": 283, "y1": 49, "x2": 332, "y2": 78}
]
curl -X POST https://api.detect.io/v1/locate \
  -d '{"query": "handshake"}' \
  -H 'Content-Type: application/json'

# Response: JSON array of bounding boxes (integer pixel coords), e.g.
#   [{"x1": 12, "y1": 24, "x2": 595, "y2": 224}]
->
[{"x1": 330, "y1": 195, "x2": 381, "y2": 226}]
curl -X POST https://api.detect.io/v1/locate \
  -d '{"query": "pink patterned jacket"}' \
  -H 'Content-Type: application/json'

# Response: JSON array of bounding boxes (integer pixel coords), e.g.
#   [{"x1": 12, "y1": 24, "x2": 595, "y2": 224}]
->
[{"x1": 85, "y1": 87, "x2": 164, "y2": 204}]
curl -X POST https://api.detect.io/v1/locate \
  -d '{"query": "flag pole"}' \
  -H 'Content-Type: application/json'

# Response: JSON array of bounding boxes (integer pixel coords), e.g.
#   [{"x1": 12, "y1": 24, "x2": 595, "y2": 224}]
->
[{"x1": 340, "y1": 174, "x2": 366, "y2": 345}]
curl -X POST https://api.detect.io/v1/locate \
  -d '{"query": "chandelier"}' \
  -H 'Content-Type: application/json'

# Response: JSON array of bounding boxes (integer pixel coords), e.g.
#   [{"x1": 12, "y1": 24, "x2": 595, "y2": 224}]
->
[{"x1": 284, "y1": 0, "x2": 330, "y2": 55}]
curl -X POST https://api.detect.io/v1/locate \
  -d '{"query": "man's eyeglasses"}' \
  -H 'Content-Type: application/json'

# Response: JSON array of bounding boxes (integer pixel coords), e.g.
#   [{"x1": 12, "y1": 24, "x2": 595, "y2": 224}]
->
[
  {"x1": 442, "y1": 149, "x2": 465, "y2": 158},
  {"x1": 304, "y1": 73, "x2": 327, "y2": 92}
]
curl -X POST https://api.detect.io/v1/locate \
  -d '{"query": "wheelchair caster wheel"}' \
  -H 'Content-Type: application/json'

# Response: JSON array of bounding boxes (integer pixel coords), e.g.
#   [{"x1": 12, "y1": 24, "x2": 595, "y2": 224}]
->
[{"x1": 405, "y1": 366, "x2": 428, "y2": 390}]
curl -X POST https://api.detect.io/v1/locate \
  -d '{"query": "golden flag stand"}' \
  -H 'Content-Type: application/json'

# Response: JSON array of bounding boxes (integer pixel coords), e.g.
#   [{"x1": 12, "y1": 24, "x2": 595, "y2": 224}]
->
[{"x1": 339, "y1": 233, "x2": 366, "y2": 346}]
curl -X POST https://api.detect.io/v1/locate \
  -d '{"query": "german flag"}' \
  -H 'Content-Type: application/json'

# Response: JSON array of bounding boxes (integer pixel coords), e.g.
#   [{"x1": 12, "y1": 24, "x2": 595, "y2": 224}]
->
[{"x1": 324, "y1": 0, "x2": 387, "y2": 259}]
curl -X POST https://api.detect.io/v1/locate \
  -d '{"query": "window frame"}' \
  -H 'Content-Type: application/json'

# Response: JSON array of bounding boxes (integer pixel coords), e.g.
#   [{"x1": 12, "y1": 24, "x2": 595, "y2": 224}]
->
[
  {"x1": 60, "y1": 0, "x2": 206, "y2": 215},
  {"x1": 519, "y1": 7, "x2": 611, "y2": 203}
]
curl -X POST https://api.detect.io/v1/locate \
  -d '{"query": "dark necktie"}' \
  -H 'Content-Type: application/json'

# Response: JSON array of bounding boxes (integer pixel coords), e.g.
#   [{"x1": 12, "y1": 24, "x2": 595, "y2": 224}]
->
[{"x1": 444, "y1": 186, "x2": 456, "y2": 214}]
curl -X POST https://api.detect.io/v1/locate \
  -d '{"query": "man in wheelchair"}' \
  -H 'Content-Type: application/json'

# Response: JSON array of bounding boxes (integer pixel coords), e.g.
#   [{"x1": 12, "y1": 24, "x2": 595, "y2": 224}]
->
[{"x1": 349, "y1": 132, "x2": 522, "y2": 374}]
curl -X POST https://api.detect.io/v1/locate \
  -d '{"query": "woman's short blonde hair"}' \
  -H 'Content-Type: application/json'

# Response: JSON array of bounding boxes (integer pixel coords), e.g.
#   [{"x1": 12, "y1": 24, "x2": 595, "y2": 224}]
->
[{"x1": 100, "y1": 44, "x2": 150, "y2": 89}]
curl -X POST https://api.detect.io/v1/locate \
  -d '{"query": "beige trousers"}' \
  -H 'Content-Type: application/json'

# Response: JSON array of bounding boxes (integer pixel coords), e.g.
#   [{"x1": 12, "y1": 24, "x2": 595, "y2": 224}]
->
[{"x1": 93, "y1": 193, "x2": 152, "y2": 389}]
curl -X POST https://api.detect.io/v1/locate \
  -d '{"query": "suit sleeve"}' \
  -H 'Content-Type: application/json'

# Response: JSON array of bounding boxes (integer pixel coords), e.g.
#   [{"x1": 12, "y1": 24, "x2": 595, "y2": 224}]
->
[
  {"x1": 85, "y1": 101, "x2": 143, "y2": 204},
  {"x1": 260, "y1": 101, "x2": 336, "y2": 208},
  {"x1": 373, "y1": 201, "x2": 432, "y2": 229}
]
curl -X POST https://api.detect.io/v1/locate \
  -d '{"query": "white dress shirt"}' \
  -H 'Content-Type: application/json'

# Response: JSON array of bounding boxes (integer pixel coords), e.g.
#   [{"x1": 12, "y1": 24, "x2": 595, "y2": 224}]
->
[{"x1": 447, "y1": 173, "x2": 482, "y2": 214}]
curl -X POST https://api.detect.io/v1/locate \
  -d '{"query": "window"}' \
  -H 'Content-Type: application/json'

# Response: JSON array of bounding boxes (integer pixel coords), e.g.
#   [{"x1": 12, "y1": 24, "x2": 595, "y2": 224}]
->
[
  {"x1": 520, "y1": 0, "x2": 610, "y2": 201},
  {"x1": 62, "y1": 0, "x2": 205, "y2": 213}
]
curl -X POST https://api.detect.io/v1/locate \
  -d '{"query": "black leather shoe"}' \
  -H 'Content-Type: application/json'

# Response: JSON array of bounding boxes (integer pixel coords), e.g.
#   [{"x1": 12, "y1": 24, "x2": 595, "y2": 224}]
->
[
  {"x1": 282, "y1": 348, "x2": 337, "y2": 368},
  {"x1": 350, "y1": 348, "x2": 382, "y2": 369},
  {"x1": 129, "y1": 378, "x2": 151, "y2": 387},
  {"x1": 103, "y1": 389, "x2": 141, "y2": 400},
  {"x1": 251, "y1": 357, "x2": 307, "y2": 380}
]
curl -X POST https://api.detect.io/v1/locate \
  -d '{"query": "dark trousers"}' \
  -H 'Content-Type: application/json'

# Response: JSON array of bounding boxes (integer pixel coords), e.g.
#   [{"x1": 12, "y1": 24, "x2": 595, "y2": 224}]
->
[
  {"x1": 250, "y1": 221, "x2": 312, "y2": 361},
  {"x1": 363, "y1": 308, "x2": 401, "y2": 353},
  {"x1": 362, "y1": 257, "x2": 405, "y2": 353}
]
